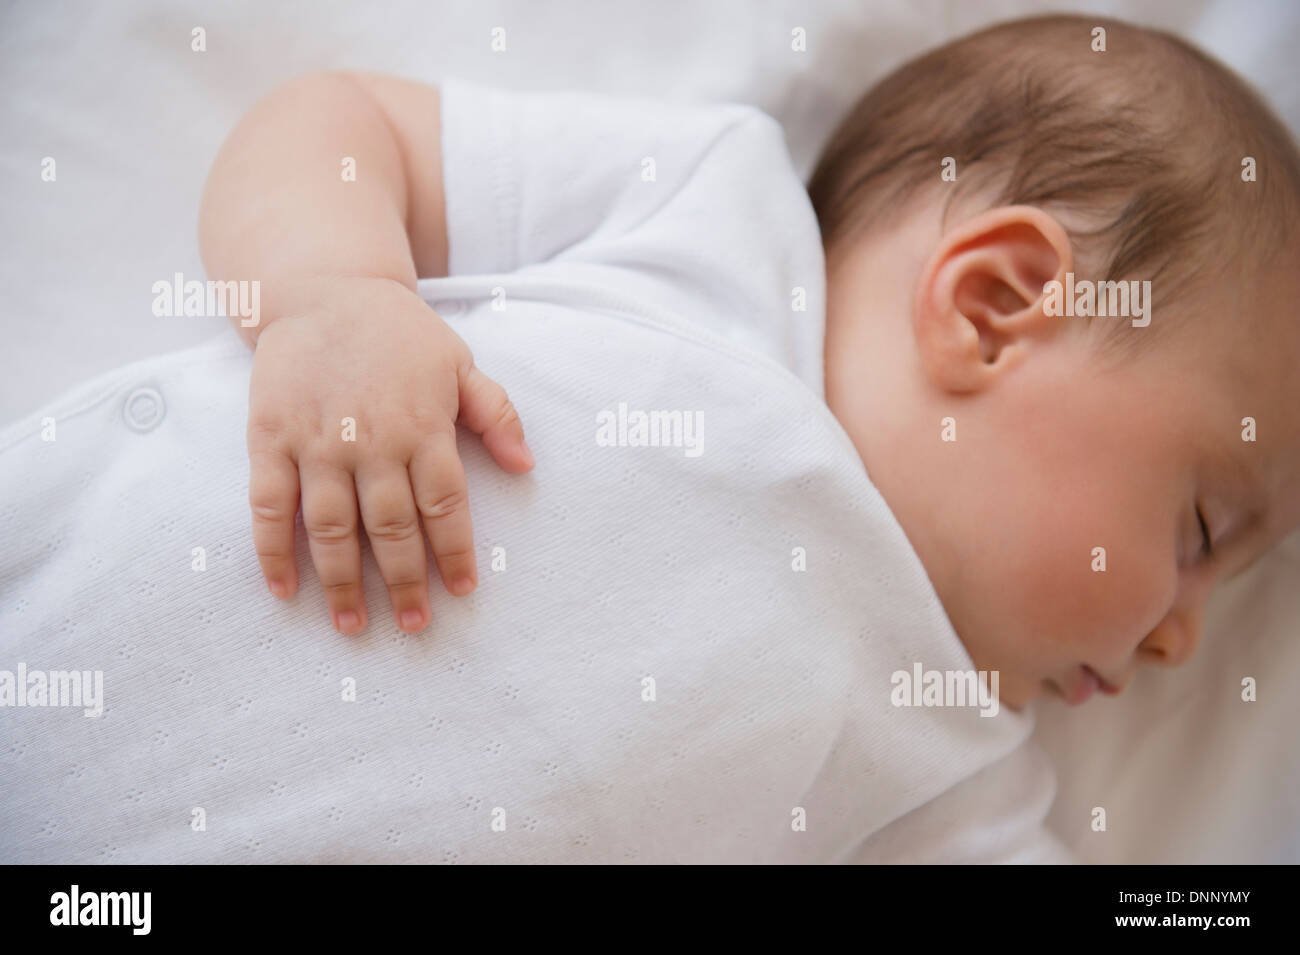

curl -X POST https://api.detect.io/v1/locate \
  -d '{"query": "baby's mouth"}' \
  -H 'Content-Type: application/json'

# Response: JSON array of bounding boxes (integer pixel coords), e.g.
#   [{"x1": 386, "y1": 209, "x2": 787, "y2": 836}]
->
[
  {"x1": 1051, "y1": 665, "x2": 1124, "y2": 705},
  {"x1": 1085, "y1": 665, "x2": 1125, "y2": 696}
]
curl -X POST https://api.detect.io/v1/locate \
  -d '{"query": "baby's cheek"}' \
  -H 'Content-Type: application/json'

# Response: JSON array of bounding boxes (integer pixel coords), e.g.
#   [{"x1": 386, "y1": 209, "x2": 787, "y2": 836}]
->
[
  {"x1": 1022, "y1": 526, "x2": 1108, "y2": 639},
  {"x1": 1006, "y1": 505, "x2": 1147, "y2": 651},
  {"x1": 1057, "y1": 521, "x2": 1175, "y2": 657}
]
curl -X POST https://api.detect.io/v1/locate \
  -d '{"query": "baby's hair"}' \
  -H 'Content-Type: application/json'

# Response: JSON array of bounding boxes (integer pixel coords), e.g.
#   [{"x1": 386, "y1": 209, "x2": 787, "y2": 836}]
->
[{"x1": 808, "y1": 14, "x2": 1300, "y2": 356}]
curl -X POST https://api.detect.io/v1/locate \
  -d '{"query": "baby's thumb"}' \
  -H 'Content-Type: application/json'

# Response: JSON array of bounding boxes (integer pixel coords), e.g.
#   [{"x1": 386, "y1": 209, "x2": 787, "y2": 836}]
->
[{"x1": 457, "y1": 365, "x2": 534, "y2": 473}]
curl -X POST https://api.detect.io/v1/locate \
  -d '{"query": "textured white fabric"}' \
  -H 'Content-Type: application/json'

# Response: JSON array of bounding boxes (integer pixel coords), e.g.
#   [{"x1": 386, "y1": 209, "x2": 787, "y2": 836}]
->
[
  {"x1": 852, "y1": 734, "x2": 1074, "y2": 864},
  {"x1": 438, "y1": 76, "x2": 826, "y2": 393},
  {"x1": 0, "y1": 79, "x2": 1068, "y2": 863}
]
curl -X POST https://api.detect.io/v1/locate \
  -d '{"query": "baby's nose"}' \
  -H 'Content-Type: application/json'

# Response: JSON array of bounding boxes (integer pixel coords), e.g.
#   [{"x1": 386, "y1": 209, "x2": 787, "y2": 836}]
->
[{"x1": 1138, "y1": 606, "x2": 1204, "y2": 668}]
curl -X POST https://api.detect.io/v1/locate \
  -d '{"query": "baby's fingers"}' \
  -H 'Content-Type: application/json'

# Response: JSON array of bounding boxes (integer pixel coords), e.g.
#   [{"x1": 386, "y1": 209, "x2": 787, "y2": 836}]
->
[
  {"x1": 355, "y1": 464, "x2": 431, "y2": 633},
  {"x1": 300, "y1": 461, "x2": 367, "y2": 635},
  {"x1": 411, "y1": 431, "x2": 477, "y2": 596},
  {"x1": 248, "y1": 447, "x2": 300, "y2": 599},
  {"x1": 458, "y1": 365, "x2": 534, "y2": 473}
]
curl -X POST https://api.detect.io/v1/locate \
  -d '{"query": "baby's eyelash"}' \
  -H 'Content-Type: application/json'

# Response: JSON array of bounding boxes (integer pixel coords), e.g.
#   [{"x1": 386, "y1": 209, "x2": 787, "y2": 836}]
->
[{"x1": 1196, "y1": 504, "x2": 1213, "y2": 557}]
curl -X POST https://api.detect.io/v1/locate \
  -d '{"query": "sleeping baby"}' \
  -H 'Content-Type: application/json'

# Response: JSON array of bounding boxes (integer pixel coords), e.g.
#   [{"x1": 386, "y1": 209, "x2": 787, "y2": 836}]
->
[
  {"x1": 206, "y1": 13, "x2": 1300, "y2": 712},
  {"x1": 3, "y1": 14, "x2": 1297, "y2": 863}
]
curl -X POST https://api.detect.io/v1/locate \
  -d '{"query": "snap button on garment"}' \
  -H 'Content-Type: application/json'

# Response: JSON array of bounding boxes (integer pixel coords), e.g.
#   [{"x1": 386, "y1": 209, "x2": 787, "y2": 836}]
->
[
  {"x1": 123, "y1": 386, "x2": 165, "y2": 432},
  {"x1": 432, "y1": 299, "x2": 466, "y2": 317}
]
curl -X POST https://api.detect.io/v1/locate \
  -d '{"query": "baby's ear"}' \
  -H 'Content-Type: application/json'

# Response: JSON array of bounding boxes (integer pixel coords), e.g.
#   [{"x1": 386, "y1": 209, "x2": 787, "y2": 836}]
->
[{"x1": 912, "y1": 205, "x2": 1073, "y2": 393}]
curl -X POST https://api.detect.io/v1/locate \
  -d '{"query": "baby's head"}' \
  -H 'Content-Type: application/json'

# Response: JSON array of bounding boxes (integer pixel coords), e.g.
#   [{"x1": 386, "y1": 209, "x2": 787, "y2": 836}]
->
[{"x1": 810, "y1": 15, "x2": 1300, "y2": 708}]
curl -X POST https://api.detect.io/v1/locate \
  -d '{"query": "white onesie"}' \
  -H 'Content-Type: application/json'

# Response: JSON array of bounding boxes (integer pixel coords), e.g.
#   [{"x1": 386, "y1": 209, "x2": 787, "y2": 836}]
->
[{"x1": 0, "y1": 78, "x2": 1072, "y2": 863}]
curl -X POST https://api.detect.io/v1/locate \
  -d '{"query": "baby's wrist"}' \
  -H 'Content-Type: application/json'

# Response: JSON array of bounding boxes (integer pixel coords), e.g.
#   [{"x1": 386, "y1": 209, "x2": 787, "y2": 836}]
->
[{"x1": 240, "y1": 271, "x2": 417, "y2": 349}]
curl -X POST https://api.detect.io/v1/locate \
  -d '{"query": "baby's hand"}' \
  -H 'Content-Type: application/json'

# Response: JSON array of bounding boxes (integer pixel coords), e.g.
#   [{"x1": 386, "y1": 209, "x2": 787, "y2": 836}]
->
[{"x1": 246, "y1": 276, "x2": 533, "y2": 635}]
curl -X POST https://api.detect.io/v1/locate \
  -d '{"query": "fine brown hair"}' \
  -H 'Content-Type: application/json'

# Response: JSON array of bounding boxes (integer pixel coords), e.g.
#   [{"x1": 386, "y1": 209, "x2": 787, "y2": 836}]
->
[{"x1": 807, "y1": 14, "x2": 1300, "y2": 352}]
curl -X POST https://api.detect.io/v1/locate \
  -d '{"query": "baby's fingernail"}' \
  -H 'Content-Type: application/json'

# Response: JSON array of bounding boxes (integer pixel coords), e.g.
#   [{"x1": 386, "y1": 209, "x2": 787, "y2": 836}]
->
[
  {"x1": 268, "y1": 579, "x2": 287, "y2": 598},
  {"x1": 336, "y1": 610, "x2": 361, "y2": 633},
  {"x1": 400, "y1": 608, "x2": 425, "y2": 631},
  {"x1": 451, "y1": 577, "x2": 475, "y2": 596},
  {"x1": 519, "y1": 439, "x2": 535, "y2": 468}
]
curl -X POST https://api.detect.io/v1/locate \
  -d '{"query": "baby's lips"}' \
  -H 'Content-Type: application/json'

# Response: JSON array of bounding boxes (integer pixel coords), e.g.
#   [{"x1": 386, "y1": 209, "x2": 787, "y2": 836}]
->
[
  {"x1": 1065, "y1": 667, "x2": 1099, "y2": 705},
  {"x1": 1092, "y1": 668, "x2": 1127, "y2": 695},
  {"x1": 1080, "y1": 665, "x2": 1126, "y2": 698}
]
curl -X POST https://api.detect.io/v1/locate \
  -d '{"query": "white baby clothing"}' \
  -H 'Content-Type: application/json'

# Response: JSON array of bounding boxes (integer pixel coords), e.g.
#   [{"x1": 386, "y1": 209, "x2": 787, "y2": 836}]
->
[{"x1": 0, "y1": 78, "x2": 1071, "y2": 863}]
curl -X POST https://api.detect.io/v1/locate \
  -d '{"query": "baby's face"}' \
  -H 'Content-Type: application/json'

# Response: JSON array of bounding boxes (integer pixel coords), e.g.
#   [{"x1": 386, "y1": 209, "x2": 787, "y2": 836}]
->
[{"x1": 825, "y1": 208, "x2": 1300, "y2": 709}]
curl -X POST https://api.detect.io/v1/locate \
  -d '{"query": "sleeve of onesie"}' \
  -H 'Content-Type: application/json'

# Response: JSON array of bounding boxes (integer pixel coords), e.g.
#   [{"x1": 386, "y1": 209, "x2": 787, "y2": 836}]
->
[{"x1": 436, "y1": 76, "x2": 826, "y2": 389}]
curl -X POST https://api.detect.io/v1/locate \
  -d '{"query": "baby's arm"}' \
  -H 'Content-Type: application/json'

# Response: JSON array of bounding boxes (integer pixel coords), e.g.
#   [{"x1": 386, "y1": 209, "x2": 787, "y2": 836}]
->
[{"x1": 199, "y1": 72, "x2": 533, "y2": 636}]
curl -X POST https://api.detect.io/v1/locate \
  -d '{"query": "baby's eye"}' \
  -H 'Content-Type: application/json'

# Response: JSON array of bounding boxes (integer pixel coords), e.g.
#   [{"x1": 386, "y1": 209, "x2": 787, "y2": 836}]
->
[{"x1": 1196, "y1": 503, "x2": 1213, "y2": 558}]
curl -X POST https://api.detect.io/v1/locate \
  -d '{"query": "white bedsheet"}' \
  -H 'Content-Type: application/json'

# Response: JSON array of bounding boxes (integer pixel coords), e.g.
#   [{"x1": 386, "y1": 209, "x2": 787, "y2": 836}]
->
[{"x1": 2, "y1": 0, "x2": 1297, "y2": 862}]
